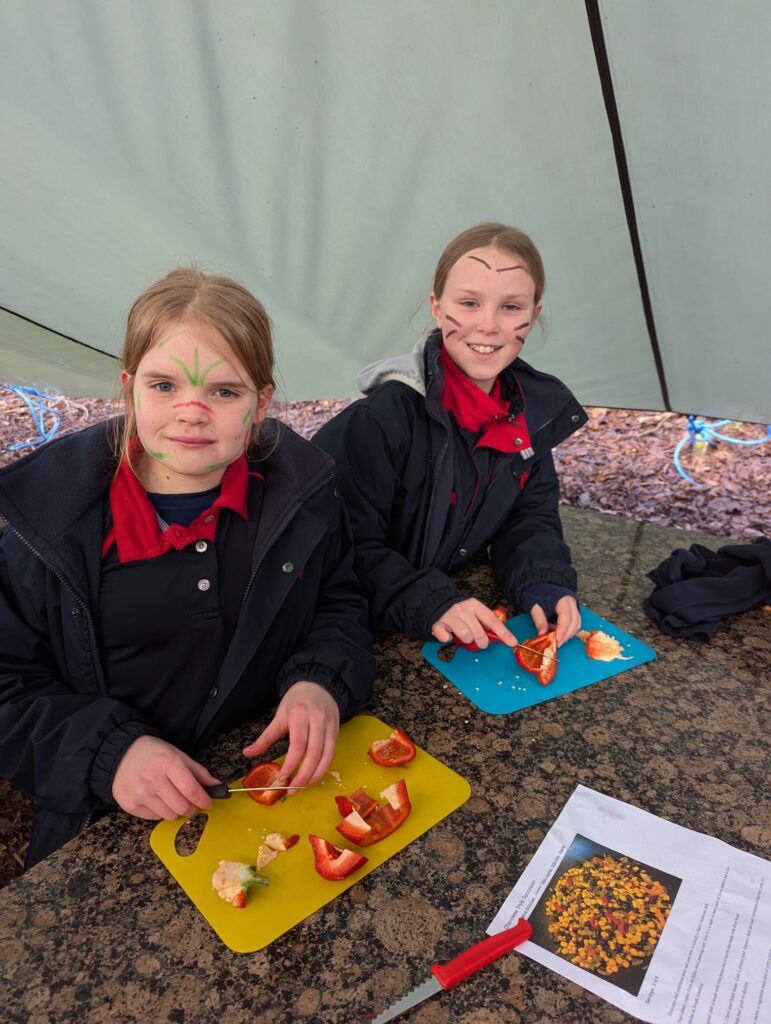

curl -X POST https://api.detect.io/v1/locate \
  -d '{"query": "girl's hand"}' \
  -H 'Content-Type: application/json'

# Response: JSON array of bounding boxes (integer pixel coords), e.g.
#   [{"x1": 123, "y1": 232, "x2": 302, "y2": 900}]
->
[
  {"x1": 531, "y1": 595, "x2": 581, "y2": 646},
  {"x1": 242, "y1": 682, "x2": 340, "y2": 791},
  {"x1": 432, "y1": 598, "x2": 518, "y2": 649},
  {"x1": 112, "y1": 735, "x2": 219, "y2": 820}
]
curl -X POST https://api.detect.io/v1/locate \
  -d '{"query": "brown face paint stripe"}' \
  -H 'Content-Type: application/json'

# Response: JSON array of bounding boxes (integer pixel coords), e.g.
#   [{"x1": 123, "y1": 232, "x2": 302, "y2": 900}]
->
[
  {"x1": 516, "y1": 321, "x2": 530, "y2": 329},
  {"x1": 446, "y1": 315, "x2": 462, "y2": 327},
  {"x1": 444, "y1": 330, "x2": 458, "y2": 339},
  {"x1": 515, "y1": 336, "x2": 526, "y2": 343},
  {"x1": 496, "y1": 265, "x2": 524, "y2": 273},
  {"x1": 467, "y1": 256, "x2": 492, "y2": 269}
]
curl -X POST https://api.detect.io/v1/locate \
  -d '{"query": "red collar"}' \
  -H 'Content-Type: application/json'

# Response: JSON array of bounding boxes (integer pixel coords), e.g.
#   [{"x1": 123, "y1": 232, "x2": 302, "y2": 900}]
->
[
  {"x1": 439, "y1": 346, "x2": 532, "y2": 453},
  {"x1": 103, "y1": 454, "x2": 250, "y2": 563}
]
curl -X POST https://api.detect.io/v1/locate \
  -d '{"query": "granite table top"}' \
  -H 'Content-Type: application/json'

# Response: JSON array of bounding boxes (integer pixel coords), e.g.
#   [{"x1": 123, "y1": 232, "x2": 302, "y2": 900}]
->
[{"x1": 1, "y1": 507, "x2": 768, "y2": 1024}]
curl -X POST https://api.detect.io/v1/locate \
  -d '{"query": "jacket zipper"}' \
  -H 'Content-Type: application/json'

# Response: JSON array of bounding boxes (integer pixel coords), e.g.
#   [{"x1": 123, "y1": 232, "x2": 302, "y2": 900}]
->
[{"x1": 9, "y1": 527, "x2": 107, "y2": 693}]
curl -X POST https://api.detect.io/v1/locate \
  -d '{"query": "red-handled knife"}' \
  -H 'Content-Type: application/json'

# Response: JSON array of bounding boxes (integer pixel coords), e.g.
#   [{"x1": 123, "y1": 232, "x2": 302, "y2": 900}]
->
[{"x1": 371, "y1": 917, "x2": 532, "y2": 1023}]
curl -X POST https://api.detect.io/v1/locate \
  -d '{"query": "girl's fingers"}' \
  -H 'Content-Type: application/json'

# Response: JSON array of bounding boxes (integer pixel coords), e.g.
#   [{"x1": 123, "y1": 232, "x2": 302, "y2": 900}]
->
[
  {"x1": 432, "y1": 622, "x2": 454, "y2": 643},
  {"x1": 276, "y1": 714, "x2": 309, "y2": 785},
  {"x1": 243, "y1": 714, "x2": 285, "y2": 757},
  {"x1": 530, "y1": 603, "x2": 549, "y2": 637}
]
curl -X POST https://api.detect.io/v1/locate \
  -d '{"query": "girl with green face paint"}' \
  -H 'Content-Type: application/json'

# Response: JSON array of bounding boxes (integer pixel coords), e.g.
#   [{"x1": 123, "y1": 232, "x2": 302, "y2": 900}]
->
[{"x1": 0, "y1": 268, "x2": 374, "y2": 866}]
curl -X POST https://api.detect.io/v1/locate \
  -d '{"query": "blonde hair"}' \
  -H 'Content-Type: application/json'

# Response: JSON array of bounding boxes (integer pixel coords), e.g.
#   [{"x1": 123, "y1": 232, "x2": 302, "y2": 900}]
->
[
  {"x1": 116, "y1": 268, "x2": 275, "y2": 466},
  {"x1": 432, "y1": 223, "x2": 545, "y2": 305}
]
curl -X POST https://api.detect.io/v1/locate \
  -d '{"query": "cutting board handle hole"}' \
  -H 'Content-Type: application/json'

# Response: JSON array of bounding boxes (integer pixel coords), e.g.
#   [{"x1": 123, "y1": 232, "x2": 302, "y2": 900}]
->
[
  {"x1": 437, "y1": 644, "x2": 457, "y2": 663},
  {"x1": 174, "y1": 813, "x2": 208, "y2": 857}
]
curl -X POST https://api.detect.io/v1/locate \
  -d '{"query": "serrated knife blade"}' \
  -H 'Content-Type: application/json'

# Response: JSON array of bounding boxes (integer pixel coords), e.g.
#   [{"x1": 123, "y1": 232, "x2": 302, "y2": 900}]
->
[{"x1": 371, "y1": 917, "x2": 532, "y2": 1023}]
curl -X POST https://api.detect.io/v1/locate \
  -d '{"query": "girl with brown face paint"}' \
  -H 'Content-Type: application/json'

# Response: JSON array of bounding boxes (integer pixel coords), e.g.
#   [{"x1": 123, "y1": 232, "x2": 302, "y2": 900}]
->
[
  {"x1": 0, "y1": 268, "x2": 374, "y2": 867},
  {"x1": 315, "y1": 223, "x2": 586, "y2": 653}
]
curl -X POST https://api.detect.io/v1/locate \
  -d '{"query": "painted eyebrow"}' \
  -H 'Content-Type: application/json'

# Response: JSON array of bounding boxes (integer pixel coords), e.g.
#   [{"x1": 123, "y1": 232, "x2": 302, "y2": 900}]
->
[
  {"x1": 467, "y1": 255, "x2": 492, "y2": 269},
  {"x1": 496, "y1": 264, "x2": 524, "y2": 273}
]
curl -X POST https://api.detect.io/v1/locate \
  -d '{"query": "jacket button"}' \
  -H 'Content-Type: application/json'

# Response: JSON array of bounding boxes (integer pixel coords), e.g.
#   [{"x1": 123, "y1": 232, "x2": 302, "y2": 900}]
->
[
  {"x1": 197, "y1": 579, "x2": 211, "y2": 592},
  {"x1": 514, "y1": 437, "x2": 523, "y2": 446},
  {"x1": 195, "y1": 540, "x2": 208, "y2": 553},
  {"x1": 571, "y1": 414, "x2": 580, "y2": 423},
  {"x1": 459, "y1": 548, "x2": 468, "y2": 558},
  {"x1": 210, "y1": 686, "x2": 218, "y2": 699},
  {"x1": 71, "y1": 606, "x2": 80, "y2": 616},
  {"x1": 282, "y1": 562, "x2": 294, "y2": 573},
  {"x1": 204, "y1": 514, "x2": 216, "y2": 523}
]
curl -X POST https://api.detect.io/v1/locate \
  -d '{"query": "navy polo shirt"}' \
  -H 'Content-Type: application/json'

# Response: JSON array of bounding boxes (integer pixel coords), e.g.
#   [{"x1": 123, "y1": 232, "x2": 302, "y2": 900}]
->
[{"x1": 98, "y1": 457, "x2": 263, "y2": 749}]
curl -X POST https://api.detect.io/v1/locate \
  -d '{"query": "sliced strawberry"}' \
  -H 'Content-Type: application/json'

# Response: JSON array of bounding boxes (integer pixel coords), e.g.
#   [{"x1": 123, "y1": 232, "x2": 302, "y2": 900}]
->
[
  {"x1": 368, "y1": 728, "x2": 417, "y2": 767},
  {"x1": 308, "y1": 835, "x2": 368, "y2": 881}
]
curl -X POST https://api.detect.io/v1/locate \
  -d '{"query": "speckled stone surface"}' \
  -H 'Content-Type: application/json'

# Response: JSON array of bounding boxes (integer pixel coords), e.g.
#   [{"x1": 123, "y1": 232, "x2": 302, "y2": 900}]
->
[{"x1": 1, "y1": 508, "x2": 769, "y2": 1024}]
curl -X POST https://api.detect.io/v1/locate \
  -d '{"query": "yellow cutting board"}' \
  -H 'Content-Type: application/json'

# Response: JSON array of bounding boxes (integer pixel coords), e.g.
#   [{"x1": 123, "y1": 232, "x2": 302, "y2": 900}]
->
[{"x1": 150, "y1": 715, "x2": 471, "y2": 952}]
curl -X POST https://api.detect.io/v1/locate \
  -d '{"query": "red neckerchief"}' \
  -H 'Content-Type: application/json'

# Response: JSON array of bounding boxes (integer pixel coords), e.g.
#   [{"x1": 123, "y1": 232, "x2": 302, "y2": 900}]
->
[
  {"x1": 102, "y1": 452, "x2": 252, "y2": 563},
  {"x1": 439, "y1": 346, "x2": 532, "y2": 453}
]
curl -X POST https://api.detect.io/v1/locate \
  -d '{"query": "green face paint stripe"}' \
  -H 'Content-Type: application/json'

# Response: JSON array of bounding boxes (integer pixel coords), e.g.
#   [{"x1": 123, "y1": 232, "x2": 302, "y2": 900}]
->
[
  {"x1": 201, "y1": 460, "x2": 231, "y2": 472},
  {"x1": 198, "y1": 356, "x2": 225, "y2": 385},
  {"x1": 242, "y1": 408, "x2": 253, "y2": 426},
  {"x1": 169, "y1": 349, "x2": 225, "y2": 387},
  {"x1": 135, "y1": 390, "x2": 141, "y2": 412},
  {"x1": 143, "y1": 445, "x2": 170, "y2": 461},
  {"x1": 156, "y1": 329, "x2": 190, "y2": 349}
]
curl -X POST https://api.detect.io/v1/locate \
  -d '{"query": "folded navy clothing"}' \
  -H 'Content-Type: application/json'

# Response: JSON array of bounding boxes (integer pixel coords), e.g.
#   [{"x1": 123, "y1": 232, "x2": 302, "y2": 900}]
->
[{"x1": 643, "y1": 537, "x2": 771, "y2": 641}]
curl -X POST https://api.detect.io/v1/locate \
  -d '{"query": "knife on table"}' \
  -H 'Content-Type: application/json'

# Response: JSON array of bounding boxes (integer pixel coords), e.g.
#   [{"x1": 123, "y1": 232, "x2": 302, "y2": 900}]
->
[
  {"x1": 204, "y1": 784, "x2": 305, "y2": 799},
  {"x1": 371, "y1": 917, "x2": 533, "y2": 1023}
]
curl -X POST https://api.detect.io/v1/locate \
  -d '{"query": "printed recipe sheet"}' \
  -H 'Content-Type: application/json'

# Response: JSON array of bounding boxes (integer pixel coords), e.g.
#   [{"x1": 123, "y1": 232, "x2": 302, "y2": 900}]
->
[{"x1": 490, "y1": 786, "x2": 770, "y2": 1023}]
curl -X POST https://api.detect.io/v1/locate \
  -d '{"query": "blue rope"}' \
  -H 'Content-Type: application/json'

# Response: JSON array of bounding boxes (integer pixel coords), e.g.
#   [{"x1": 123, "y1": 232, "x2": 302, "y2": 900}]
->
[
  {"x1": 3, "y1": 384, "x2": 64, "y2": 450},
  {"x1": 673, "y1": 414, "x2": 771, "y2": 486}
]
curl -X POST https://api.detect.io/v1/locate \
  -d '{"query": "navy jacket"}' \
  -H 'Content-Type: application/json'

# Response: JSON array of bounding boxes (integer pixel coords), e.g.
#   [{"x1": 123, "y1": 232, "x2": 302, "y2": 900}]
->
[
  {"x1": 314, "y1": 333, "x2": 587, "y2": 638},
  {"x1": 0, "y1": 419, "x2": 374, "y2": 864}
]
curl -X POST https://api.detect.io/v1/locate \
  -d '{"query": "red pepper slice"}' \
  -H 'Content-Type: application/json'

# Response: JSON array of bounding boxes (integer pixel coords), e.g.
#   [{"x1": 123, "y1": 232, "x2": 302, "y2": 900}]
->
[
  {"x1": 334, "y1": 787, "x2": 378, "y2": 820},
  {"x1": 492, "y1": 605, "x2": 509, "y2": 623},
  {"x1": 308, "y1": 835, "x2": 368, "y2": 880},
  {"x1": 242, "y1": 762, "x2": 284, "y2": 805},
  {"x1": 367, "y1": 728, "x2": 417, "y2": 767},
  {"x1": 335, "y1": 779, "x2": 411, "y2": 847},
  {"x1": 514, "y1": 633, "x2": 558, "y2": 686}
]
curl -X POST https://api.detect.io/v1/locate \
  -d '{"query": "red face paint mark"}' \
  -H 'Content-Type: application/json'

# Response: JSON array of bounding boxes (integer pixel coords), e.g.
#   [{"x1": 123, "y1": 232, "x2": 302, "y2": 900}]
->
[
  {"x1": 467, "y1": 255, "x2": 492, "y2": 269},
  {"x1": 172, "y1": 401, "x2": 214, "y2": 413}
]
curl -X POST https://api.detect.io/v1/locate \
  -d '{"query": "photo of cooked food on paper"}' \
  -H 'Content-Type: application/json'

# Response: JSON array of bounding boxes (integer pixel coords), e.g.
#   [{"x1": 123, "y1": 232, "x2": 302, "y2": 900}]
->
[{"x1": 528, "y1": 834, "x2": 682, "y2": 997}]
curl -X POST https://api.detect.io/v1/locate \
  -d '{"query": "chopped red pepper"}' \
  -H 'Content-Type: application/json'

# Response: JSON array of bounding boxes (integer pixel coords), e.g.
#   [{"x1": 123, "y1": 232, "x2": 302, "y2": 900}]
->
[
  {"x1": 243, "y1": 761, "x2": 285, "y2": 805},
  {"x1": 335, "y1": 779, "x2": 412, "y2": 847},
  {"x1": 308, "y1": 835, "x2": 368, "y2": 880},
  {"x1": 514, "y1": 633, "x2": 558, "y2": 685},
  {"x1": 334, "y1": 787, "x2": 378, "y2": 820},
  {"x1": 367, "y1": 728, "x2": 417, "y2": 767},
  {"x1": 492, "y1": 605, "x2": 509, "y2": 623}
]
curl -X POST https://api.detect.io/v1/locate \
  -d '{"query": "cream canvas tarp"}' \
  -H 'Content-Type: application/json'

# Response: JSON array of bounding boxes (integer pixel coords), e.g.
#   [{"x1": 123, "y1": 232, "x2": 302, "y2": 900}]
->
[{"x1": 1, "y1": 1, "x2": 769, "y2": 422}]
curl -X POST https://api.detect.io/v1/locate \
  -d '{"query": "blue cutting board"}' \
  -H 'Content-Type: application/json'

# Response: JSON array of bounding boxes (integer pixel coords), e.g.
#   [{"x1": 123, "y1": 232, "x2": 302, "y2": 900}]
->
[{"x1": 421, "y1": 608, "x2": 656, "y2": 714}]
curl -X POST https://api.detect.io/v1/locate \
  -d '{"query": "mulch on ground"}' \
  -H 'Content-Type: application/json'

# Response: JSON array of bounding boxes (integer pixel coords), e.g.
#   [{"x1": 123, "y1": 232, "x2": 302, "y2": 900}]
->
[{"x1": 0, "y1": 388, "x2": 768, "y2": 886}]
